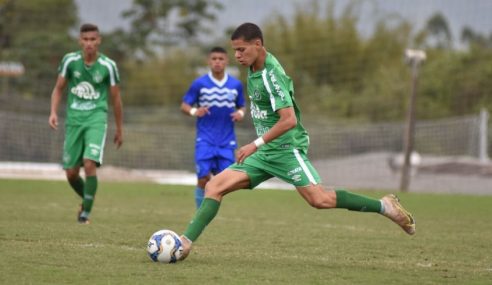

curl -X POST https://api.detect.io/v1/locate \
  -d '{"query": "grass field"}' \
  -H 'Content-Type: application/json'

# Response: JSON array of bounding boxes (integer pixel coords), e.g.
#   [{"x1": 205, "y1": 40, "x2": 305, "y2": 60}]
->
[{"x1": 1, "y1": 179, "x2": 491, "y2": 285}]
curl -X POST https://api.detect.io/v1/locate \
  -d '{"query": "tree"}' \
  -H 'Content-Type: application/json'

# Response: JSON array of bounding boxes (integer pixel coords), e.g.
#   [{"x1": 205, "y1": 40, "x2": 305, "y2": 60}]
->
[
  {"x1": 0, "y1": 0, "x2": 78, "y2": 99},
  {"x1": 419, "y1": 13, "x2": 453, "y2": 49},
  {"x1": 116, "y1": 0, "x2": 223, "y2": 58},
  {"x1": 461, "y1": 26, "x2": 492, "y2": 49}
]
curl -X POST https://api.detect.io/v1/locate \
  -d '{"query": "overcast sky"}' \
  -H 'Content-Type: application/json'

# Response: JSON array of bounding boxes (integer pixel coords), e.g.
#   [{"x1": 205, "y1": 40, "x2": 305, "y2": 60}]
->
[{"x1": 76, "y1": 0, "x2": 492, "y2": 43}]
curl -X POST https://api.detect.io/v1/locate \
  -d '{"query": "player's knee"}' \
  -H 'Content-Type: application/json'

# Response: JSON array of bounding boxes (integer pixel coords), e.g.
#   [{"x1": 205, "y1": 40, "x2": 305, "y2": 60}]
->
[
  {"x1": 204, "y1": 179, "x2": 226, "y2": 199},
  {"x1": 197, "y1": 176, "x2": 211, "y2": 188},
  {"x1": 65, "y1": 170, "x2": 79, "y2": 181},
  {"x1": 308, "y1": 199, "x2": 326, "y2": 209}
]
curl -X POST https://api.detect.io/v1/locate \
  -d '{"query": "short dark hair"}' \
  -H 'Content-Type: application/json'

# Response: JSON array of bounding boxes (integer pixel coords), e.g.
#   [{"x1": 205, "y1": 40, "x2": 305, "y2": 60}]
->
[
  {"x1": 209, "y1": 46, "x2": 227, "y2": 54},
  {"x1": 231, "y1": 22, "x2": 263, "y2": 44},
  {"x1": 80, "y1": 23, "x2": 99, "y2": 33}
]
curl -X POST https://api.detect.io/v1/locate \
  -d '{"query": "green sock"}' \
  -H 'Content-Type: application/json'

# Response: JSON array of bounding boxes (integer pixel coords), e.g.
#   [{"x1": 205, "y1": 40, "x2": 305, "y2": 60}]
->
[
  {"x1": 183, "y1": 198, "x2": 221, "y2": 242},
  {"x1": 335, "y1": 190, "x2": 382, "y2": 213},
  {"x1": 68, "y1": 177, "x2": 85, "y2": 198},
  {"x1": 81, "y1": 176, "x2": 98, "y2": 218}
]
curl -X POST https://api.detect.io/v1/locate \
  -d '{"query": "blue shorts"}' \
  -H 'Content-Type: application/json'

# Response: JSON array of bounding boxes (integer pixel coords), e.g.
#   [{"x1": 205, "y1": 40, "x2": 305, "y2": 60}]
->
[{"x1": 195, "y1": 144, "x2": 235, "y2": 179}]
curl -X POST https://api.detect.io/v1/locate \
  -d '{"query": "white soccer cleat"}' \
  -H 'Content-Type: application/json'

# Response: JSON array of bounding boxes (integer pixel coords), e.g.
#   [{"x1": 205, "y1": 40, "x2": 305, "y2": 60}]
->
[{"x1": 381, "y1": 194, "x2": 416, "y2": 235}]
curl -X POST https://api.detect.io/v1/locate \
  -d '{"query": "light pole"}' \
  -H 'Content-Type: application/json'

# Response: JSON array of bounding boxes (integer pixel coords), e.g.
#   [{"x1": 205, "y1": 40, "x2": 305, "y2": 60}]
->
[{"x1": 400, "y1": 49, "x2": 426, "y2": 192}]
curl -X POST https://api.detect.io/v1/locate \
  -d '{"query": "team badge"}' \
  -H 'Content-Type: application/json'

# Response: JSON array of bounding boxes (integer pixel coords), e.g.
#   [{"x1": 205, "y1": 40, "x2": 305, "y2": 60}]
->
[
  {"x1": 253, "y1": 89, "x2": 261, "y2": 100},
  {"x1": 93, "y1": 71, "x2": 103, "y2": 83}
]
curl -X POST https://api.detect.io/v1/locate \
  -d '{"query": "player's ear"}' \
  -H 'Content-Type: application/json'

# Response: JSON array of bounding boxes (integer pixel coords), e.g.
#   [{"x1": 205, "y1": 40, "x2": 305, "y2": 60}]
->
[{"x1": 255, "y1": 39, "x2": 262, "y2": 47}]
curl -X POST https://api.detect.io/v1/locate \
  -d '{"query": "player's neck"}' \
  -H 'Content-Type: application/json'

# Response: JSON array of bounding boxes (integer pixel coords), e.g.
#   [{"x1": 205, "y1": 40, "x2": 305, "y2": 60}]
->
[
  {"x1": 211, "y1": 71, "x2": 225, "y2": 81},
  {"x1": 83, "y1": 51, "x2": 99, "y2": 65},
  {"x1": 251, "y1": 47, "x2": 267, "y2": 72}
]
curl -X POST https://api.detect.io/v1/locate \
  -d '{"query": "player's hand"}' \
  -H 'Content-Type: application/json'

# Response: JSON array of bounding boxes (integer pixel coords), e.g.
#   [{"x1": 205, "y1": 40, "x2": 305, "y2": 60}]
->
[
  {"x1": 236, "y1": 143, "x2": 257, "y2": 164},
  {"x1": 114, "y1": 130, "x2": 123, "y2": 149},
  {"x1": 195, "y1": 107, "x2": 210, "y2": 117},
  {"x1": 231, "y1": 110, "x2": 244, "y2": 122},
  {"x1": 48, "y1": 113, "x2": 58, "y2": 130}
]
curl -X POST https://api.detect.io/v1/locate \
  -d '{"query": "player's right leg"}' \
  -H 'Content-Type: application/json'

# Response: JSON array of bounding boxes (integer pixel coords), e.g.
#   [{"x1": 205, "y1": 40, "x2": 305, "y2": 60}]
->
[
  {"x1": 63, "y1": 125, "x2": 85, "y2": 198},
  {"x1": 66, "y1": 167, "x2": 84, "y2": 198}
]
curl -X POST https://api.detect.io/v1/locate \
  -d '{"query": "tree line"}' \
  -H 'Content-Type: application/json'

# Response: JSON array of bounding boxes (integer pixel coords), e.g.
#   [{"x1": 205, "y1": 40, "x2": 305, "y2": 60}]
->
[{"x1": 1, "y1": 0, "x2": 491, "y2": 122}]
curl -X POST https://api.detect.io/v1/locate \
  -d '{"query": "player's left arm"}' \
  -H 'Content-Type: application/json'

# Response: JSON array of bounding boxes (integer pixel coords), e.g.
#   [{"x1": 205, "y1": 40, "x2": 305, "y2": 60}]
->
[
  {"x1": 110, "y1": 85, "x2": 123, "y2": 148},
  {"x1": 231, "y1": 107, "x2": 246, "y2": 122}
]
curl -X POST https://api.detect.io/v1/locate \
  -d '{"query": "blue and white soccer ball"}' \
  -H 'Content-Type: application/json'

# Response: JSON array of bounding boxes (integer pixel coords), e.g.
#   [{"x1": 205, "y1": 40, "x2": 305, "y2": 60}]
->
[{"x1": 147, "y1": 229, "x2": 184, "y2": 263}]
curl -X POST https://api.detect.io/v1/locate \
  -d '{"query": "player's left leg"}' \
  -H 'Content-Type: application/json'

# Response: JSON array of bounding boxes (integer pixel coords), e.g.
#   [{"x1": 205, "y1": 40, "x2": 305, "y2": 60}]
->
[
  {"x1": 289, "y1": 150, "x2": 415, "y2": 234},
  {"x1": 196, "y1": 174, "x2": 211, "y2": 209},
  {"x1": 194, "y1": 144, "x2": 216, "y2": 209},
  {"x1": 79, "y1": 159, "x2": 97, "y2": 224},
  {"x1": 63, "y1": 125, "x2": 85, "y2": 198}
]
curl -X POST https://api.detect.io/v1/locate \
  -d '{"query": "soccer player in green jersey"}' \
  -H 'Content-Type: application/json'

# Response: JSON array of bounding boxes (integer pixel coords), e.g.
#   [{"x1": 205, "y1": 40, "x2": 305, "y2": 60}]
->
[
  {"x1": 178, "y1": 22, "x2": 415, "y2": 260},
  {"x1": 48, "y1": 23, "x2": 123, "y2": 224}
]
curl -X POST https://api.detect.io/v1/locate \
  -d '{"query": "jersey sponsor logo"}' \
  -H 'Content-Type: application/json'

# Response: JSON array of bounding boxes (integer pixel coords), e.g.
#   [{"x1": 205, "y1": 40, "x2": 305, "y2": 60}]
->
[
  {"x1": 250, "y1": 102, "x2": 267, "y2": 120},
  {"x1": 268, "y1": 70, "x2": 285, "y2": 101},
  {"x1": 71, "y1": 81, "x2": 100, "y2": 100},
  {"x1": 70, "y1": 99, "x2": 97, "y2": 111}
]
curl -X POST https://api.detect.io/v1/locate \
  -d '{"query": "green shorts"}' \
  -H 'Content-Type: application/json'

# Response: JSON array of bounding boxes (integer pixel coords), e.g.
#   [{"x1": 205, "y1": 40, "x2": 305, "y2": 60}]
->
[
  {"x1": 62, "y1": 123, "x2": 107, "y2": 169},
  {"x1": 228, "y1": 149, "x2": 321, "y2": 189}
]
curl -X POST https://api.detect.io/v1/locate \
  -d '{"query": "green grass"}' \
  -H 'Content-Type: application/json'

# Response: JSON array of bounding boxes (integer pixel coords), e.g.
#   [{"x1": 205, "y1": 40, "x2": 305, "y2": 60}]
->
[{"x1": 0, "y1": 179, "x2": 491, "y2": 285}]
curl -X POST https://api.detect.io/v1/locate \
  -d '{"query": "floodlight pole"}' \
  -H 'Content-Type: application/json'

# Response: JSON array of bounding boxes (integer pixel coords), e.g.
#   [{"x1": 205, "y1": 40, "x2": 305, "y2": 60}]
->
[{"x1": 400, "y1": 49, "x2": 426, "y2": 192}]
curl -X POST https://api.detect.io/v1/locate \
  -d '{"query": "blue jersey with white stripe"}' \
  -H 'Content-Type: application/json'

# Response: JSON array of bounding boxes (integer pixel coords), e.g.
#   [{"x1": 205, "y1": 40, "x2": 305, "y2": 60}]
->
[{"x1": 183, "y1": 72, "x2": 245, "y2": 148}]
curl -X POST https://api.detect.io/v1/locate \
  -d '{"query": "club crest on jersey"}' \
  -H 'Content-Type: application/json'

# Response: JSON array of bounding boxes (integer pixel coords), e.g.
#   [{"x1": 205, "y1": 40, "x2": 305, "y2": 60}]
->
[
  {"x1": 74, "y1": 71, "x2": 81, "y2": 78},
  {"x1": 92, "y1": 71, "x2": 103, "y2": 83},
  {"x1": 253, "y1": 89, "x2": 261, "y2": 100},
  {"x1": 71, "y1": 81, "x2": 100, "y2": 100}
]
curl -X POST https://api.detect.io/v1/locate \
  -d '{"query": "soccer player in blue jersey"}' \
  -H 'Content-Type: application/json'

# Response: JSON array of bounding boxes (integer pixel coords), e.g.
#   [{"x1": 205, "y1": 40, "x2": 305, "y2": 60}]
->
[{"x1": 181, "y1": 47, "x2": 246, "y2": 209}]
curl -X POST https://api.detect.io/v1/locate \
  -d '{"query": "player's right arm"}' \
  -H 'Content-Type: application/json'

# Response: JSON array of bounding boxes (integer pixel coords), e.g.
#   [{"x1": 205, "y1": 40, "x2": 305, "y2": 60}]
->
[
  {"x1": 236, "y1": 107, "x2": 296, "y2": 163},
  {"x1": 180, "y1": 102, "x2": 209, "y2": 117},
  {"x1": 49, "y1": 75, "x2": 67, "y2": 130}
]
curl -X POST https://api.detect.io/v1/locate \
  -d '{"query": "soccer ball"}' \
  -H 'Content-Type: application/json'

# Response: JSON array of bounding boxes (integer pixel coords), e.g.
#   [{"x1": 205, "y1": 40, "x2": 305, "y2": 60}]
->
[{"x1": 146, "y1": 229, "x2": 184, "y2": 263}]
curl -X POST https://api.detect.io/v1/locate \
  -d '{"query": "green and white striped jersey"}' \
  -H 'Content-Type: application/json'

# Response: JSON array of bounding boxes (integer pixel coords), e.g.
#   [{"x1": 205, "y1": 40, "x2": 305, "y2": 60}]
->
[
  {"x1": 58, "y1": 51, "x2": 120, "y2": 125},
  {"x1": 247, "y1": 52, "x2": 309, "y2": 153}
]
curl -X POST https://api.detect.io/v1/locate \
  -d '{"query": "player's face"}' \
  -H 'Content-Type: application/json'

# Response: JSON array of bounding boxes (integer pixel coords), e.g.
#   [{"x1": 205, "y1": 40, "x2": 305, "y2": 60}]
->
[
  {"x1": 231, "y1": 38, "x2": 261, "y2": 67},
  {"x1": 79, "y1": 31, "x2": 101, "y2": 55},
  {"x1": 208, "y1": 52, "x2": 228, "y2": 73}
]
